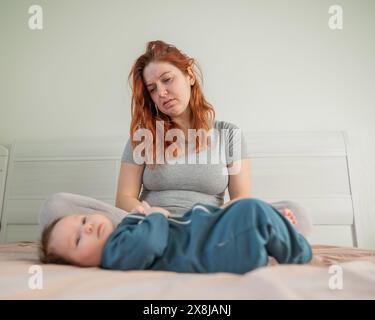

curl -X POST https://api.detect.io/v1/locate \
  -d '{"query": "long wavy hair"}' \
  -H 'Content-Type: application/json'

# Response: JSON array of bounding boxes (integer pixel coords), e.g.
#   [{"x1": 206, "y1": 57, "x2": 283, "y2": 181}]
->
[{"x1": 128, "y1": 40, "x2": 215, "y2": 166}]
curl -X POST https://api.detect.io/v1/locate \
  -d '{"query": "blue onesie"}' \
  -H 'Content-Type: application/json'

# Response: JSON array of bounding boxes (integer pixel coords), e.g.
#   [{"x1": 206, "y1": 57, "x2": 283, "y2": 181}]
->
[{"x1": 101, "y1": 198, "x2": 312, "y2": 274}]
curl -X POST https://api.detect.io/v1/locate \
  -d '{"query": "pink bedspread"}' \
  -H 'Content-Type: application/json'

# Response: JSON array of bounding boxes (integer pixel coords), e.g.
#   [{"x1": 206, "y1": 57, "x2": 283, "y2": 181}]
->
[{"x1": 1, "y1": 242, "x2": 375, "y2": 299}]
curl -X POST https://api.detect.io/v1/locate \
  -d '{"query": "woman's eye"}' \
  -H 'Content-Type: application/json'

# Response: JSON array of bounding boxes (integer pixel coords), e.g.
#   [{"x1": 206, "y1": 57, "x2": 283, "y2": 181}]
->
[
  {"x1": 82, "y1": 216, "x2": 86, "y2": 224},
  {"x1": 76, "y1": 237, "x2": 80, "y2": 246},
  {"x1": 149, "y1": 88, "x2": 155, "y2": 93},
  {"x1": 163, "y1": 78, "x2": 171, "y2": 83}
]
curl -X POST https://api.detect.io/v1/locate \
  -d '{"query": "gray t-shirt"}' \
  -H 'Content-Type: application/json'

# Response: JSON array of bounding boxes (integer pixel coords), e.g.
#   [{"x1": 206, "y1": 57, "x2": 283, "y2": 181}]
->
[{"x1": 121, "y1": 121, "x2": 249, "y2": 216}]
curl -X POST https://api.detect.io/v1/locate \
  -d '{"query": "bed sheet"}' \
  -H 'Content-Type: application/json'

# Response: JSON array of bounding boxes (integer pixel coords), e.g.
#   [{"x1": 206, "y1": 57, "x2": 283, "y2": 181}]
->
[{"x1": 1, "y1": 242, "x2": 375, "y2": 299}]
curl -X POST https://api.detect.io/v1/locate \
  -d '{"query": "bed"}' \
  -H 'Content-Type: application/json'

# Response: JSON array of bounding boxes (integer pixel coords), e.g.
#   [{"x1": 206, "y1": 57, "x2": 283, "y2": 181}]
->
[
  {"x1": 0, "y1": 132, "x2": 374, "y2": 299},
  {"x1": 1, "y1": 242, "x2": 375, "y2": 299}
]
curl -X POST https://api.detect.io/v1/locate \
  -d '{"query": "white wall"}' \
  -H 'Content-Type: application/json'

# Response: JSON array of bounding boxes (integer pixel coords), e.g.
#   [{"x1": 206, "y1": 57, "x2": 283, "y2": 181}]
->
[{"x1": 0, "y1": 0, "x2": 374, "y2": 248}]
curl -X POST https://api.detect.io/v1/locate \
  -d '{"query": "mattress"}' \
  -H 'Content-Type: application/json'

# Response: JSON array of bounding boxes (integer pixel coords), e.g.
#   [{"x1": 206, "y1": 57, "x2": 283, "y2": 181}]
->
[{"x1": 1, "y1": 242, "x2": 375, "y2": 299}]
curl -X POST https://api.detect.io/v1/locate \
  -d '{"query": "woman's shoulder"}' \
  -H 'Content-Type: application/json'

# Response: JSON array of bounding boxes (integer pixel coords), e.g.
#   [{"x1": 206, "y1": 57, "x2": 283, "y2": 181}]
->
[{"x1": 213, "y1": 120, "x2": 240, "y2": 130}]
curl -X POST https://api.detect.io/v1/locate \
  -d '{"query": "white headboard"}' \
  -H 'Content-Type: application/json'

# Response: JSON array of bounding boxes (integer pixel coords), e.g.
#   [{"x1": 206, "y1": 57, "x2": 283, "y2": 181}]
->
[
  {"x1": 0, "y1": 132, "x2": 358, "y2": 247},
  {"x1": 0, "y1": 146, "x2": 9, "y2": 230},
  {"x1": 244, "y1": 132, "x2": 357, "y2": 247}
]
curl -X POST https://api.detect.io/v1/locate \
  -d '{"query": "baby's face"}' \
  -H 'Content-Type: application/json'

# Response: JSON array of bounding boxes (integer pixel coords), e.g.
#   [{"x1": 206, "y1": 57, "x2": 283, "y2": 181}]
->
[{"x1": 48, "y1": 214, "x2": 114, "y2": 267}]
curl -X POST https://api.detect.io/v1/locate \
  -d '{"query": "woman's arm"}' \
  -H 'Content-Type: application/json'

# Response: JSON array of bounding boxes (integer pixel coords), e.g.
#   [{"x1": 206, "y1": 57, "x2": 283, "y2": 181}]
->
[
  {"x1": 221, "y1": 159, "x2": 251, "y2": 209},
  {"x1": 115, "y1": 162, "x2": 145, "y2": 212}
]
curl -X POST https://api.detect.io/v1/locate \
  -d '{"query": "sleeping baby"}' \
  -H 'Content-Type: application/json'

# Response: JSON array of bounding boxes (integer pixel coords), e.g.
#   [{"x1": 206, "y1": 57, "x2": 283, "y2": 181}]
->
[{"x1": 39, "y1": 198, "x2": 312, "y2": 274}]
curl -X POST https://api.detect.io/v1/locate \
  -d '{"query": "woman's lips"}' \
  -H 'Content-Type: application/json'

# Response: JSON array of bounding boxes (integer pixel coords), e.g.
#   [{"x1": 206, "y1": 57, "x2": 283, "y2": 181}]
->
[{"x1": 163, "y1": 99, "x2": 176, "y2": 108}]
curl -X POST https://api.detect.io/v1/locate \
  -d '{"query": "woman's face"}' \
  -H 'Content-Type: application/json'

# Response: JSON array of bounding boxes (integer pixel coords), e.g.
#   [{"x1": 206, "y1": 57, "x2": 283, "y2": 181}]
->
[{"x1": 143, "y1": 61, "x2": 195, "y2": 119}]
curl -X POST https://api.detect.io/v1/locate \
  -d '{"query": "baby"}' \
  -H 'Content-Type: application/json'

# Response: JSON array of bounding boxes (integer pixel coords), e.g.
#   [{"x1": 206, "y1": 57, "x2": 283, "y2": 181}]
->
[{"x1": 40, "y1": 198, "x2": 312, "y2": 274}]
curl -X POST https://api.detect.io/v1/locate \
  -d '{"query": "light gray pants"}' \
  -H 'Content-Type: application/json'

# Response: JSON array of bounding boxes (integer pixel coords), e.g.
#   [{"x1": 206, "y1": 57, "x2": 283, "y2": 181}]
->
[{"x1": 39, "y1": 193, "x2": 312, "y2": 236}]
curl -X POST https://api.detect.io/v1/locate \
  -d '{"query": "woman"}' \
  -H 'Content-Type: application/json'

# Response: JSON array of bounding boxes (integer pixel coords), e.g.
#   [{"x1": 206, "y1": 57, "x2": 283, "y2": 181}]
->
[
  {"x1": 116, "y1": 40, "x2": 251, "y2": 216},
  {"x1": 39, "y1": 41, "x2": 311, "y2": 237}
]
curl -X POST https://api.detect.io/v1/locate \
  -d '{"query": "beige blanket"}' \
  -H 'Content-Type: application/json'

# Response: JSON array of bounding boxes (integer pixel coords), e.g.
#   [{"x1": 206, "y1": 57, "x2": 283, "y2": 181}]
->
[{"x1": 1, "y1": 242, "x2": 375, "y2": 299}]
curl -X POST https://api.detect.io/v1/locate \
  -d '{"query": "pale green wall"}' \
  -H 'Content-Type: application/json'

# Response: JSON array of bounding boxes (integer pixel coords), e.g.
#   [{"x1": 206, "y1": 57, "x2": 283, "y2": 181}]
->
[{"x1": 0, "y1": 0, "x2": 374, "y2": 248}]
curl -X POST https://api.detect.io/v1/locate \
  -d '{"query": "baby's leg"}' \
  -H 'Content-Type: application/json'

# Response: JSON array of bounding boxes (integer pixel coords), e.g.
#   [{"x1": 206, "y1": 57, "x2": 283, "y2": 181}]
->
[{"x1": 224, "y1": 198, "x2": 312, "y2": 267}]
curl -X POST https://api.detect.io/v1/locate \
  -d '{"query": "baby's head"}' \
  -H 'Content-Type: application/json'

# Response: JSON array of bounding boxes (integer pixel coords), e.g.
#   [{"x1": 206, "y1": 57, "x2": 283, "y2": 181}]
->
[{"x1": 39, "y1": 213, "x2": 114, "y2": 267}]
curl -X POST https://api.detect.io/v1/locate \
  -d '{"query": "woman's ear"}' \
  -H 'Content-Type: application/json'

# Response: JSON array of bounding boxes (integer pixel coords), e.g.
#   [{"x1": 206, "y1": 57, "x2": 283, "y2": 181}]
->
[{"x1": 187, "y1": 67, "x2": 195, "y2": 86}]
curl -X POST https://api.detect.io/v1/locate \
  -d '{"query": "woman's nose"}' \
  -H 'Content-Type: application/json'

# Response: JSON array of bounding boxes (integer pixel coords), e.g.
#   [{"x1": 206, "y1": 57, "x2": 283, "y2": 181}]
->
[{"x1": 158, "y1": 86, "x2": 168, "y2": 97}]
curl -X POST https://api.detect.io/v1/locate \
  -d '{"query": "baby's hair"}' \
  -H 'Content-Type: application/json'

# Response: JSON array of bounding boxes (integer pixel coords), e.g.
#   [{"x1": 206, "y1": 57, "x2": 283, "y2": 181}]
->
[{"x1": 39, "y1": 217, "x2": 72, "y2": 265}]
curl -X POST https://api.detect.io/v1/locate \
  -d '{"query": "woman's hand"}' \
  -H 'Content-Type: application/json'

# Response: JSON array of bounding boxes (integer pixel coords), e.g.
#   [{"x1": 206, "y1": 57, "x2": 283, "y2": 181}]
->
[
  {"x1": 130, "y1": 202, "x2": 147, "y2": 214},
  {"x1": 143, "y1": 201, "x2": 171, "y2": 218},
  {"x1": 131, "y1": 201, "x2": 171, "y2": 218}
]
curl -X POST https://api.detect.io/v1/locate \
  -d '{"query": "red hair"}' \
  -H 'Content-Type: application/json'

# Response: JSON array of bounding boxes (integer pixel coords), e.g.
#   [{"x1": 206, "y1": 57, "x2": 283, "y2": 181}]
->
[{"x1": 128, "y1": 40, "x2": 215, "y2": 166}]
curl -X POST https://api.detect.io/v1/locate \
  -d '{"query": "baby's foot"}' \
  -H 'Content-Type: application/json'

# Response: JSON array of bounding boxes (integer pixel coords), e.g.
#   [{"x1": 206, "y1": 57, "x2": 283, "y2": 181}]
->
[{"x1": 281, "y1": 208, "x2": 298, "y2": 226}]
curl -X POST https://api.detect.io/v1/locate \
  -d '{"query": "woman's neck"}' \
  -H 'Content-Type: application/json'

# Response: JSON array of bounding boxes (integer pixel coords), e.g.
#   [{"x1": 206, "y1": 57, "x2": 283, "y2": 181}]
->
[{"x1": 172, "y1": 108, "x2": 192, "y2": 138}]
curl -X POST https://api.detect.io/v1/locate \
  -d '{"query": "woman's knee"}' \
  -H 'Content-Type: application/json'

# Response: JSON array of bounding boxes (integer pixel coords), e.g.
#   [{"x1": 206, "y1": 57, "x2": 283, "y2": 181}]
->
[
  {"x1": 39, "y1": 192, "x2": 76, "y2": 229},
  {"x1": 235, "y1": 198, "x2": 267, "y2": 209},
  {"x1": 42, "y1": 192, "x2": 69, "y2": 209}
]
